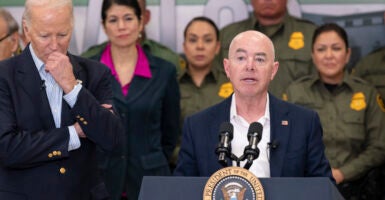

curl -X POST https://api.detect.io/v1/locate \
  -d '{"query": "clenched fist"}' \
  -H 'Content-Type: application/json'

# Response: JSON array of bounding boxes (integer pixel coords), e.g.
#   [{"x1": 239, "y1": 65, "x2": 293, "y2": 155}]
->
[{"x1": 45, "y1": 52, "x2": 77, "y2": 94}]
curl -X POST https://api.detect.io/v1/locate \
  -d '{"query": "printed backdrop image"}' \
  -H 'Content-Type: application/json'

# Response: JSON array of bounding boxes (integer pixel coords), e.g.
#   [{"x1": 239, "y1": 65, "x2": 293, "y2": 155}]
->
[{"x1": 2, "y1": 0, "x2": 385, "y2": 65}]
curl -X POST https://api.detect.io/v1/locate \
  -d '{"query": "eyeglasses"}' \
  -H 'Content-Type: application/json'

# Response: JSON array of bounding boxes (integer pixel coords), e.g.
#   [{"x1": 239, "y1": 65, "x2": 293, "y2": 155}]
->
[{"x1": 0, "y1": 33, "x2": 11, "y2": 43}]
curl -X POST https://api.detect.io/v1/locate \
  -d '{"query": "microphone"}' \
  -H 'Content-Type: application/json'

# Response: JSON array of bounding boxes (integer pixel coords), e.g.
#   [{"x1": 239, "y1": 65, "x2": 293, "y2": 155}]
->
[
  {"x1": 243, "y1": 122, "x2": 263, "y2": 170},
  {"x1": 41, "y1": 80, "x2": 46, "y2": 90},
  {"x1": 215, "y1": 122, "x2": 234, "y2": 167}
]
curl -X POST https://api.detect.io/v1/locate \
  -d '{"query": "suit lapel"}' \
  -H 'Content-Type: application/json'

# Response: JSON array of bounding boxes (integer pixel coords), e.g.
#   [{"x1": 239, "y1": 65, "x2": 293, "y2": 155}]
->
[
  {"x1": 119, "y1": 54, "x2": 158, "y2": 104},
  {"x1": 124, "y1": 74, "x2": 154, "y2": 104},
  {"x1": 16, "y1": 47, "x2": 56, "y2": 129},
  {"x1": 269, "y1": 94, "x2": 291, "y2": 177}
]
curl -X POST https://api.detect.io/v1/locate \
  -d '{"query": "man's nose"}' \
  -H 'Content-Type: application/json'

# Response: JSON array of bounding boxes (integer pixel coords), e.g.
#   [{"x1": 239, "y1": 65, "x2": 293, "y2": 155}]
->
[
  {"x1": 49, "y1": 37, "x2": 58, "y2": 50},
  {"x1": 246, "y1": 57, "x2": 255, "y2": 71}
]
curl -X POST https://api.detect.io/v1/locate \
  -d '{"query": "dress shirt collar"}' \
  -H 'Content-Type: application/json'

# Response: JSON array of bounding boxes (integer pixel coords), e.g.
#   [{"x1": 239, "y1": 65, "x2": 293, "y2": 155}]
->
[
  {"x1": 230, "y1": 94, "x2": 270, "y2": 123},
  {"x1": 29, "y1": 44, "x2": 44, "y2": 72}
]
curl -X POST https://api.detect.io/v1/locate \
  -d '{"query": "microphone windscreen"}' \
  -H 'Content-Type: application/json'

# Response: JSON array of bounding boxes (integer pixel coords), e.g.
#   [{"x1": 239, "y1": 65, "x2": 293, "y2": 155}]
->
[
  {"x1": 247, "y1": 122, "x2": 263, "y2": 141},
  {"x1": 219, "y1": 122, "x2": 234, "y2": 140}
]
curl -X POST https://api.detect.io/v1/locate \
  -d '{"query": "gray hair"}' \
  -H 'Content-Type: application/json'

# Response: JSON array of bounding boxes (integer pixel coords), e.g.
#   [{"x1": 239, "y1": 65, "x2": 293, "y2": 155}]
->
[
  {"x1": 23, "y1": 0, "x2": 73, "y2": 27},
  {"x1": 0, "y1": 8, "x2": 19, "y2": 35}
]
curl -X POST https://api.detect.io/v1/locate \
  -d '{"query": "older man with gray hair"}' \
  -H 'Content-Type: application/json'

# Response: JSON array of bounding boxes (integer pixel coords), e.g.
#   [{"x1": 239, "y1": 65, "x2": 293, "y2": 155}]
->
[{"x1": 0, "y1": 0, "x2": 123, "y2": 199}]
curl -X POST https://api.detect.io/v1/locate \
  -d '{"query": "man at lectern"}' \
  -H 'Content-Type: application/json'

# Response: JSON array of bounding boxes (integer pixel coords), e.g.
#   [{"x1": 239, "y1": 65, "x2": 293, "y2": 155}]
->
[{"x1": 174, "y1": 30, "x2": 334, "y2": 183}]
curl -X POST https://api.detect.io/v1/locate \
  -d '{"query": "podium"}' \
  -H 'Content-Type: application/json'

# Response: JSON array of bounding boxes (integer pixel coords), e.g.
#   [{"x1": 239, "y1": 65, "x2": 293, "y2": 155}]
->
[{"x1": 139, "y1": 176, "x2": 344, "y2": 200}]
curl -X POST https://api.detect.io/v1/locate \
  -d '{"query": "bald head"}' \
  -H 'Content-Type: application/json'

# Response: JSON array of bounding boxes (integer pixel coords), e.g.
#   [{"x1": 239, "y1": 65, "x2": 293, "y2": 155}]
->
[
  {"x1": 223, "y1": 30, "x2": 279, "y2": 99},
  {"x1": 228, "y1": 30, "x2": 275, "y2": 61}
]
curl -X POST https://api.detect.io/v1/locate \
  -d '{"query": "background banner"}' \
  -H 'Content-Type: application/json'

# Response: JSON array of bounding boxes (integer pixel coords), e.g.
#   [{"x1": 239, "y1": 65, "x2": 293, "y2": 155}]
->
[{"x1": 2, "y1": 0, "x2": 385, "y2": 66}]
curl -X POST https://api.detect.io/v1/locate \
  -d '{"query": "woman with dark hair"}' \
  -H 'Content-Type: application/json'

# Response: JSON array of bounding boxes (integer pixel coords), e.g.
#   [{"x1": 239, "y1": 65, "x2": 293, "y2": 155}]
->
[
  {"x1": 170, "y1": 17, "x2": 232, "y2": 168},
  {"x1": 82, "y1": 0, "x2": 180, "y2": 199},
  {"x1": 179, "y1": 16, "x2": 231, "y2": 125},
  {"x1": 284, "y1": 23, "x2": 385, "y2": 199}
]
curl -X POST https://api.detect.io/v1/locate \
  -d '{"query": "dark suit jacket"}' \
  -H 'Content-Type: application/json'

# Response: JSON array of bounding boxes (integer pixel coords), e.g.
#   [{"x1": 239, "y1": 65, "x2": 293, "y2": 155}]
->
[
  {"x1": 82, "y1": 43, "x2": 180, "y2": 200},
  {"x1": 0, "y1": 46, "x2": 123, "y2": 200},
  {"x1": 174, "y1": 94, "x2": 334, "y2": 181}
]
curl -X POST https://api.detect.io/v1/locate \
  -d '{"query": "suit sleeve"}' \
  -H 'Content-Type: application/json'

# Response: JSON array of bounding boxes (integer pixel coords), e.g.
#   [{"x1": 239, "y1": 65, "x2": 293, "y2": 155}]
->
[
  {"x1": 306, "y1": 112, "x2": 335, "y2": 183},
  {"x1": 173, "y1": 116, "x2": 199, "y2": 176},
  {"x1": 160, "y1": 67, "x2": 180, "y2": 160},
  {"x1": 0, "y1": 76, "x2": 70, "y2": 168},
  {"x1": 71, "y1": 67, "x2": 123, "y2": 152}
]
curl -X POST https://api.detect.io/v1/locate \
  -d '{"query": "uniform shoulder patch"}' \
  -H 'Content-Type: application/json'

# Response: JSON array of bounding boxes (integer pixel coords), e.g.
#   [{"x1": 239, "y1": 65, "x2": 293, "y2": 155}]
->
[{"x1": 376, "y1": 94, "x2": 385, "y2": 112}]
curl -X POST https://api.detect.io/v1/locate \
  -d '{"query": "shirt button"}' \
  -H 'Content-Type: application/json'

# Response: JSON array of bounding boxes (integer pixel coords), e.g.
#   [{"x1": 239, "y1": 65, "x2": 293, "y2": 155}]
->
[{"x1": 60, "y1": 167, "x2": 66, "y2": 174}]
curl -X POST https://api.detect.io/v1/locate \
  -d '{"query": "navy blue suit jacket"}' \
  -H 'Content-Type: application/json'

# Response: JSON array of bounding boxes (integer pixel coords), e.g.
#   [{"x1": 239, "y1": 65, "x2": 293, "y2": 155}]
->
[
  {"x1": 174, "y1": 94, "x2": 333, "y2": 181},
  {"x1": 0, "y1": 46, "x2": 123, "y2": 200}
]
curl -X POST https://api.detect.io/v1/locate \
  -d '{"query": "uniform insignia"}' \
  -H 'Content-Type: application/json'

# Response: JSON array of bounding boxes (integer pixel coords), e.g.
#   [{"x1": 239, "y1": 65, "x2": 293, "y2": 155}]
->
[
  {"x1": 179, "y1": 58, "x2": 186, "y2": 70},
  {"x1": 282, "y1": 93, "x2": 288, "y2": 101},
  {"x1": 376, "y1": 94, "x2": 385, "y2": 112},
  {"x1": 350, "y1": 92, "x2": 366, "y2": 111},
  {"x1": 288, "y1": 32, "x2": 305, "y2": 50},
  {"x1": 218, "y1": 82, "x2": 233, "y2": 98}
]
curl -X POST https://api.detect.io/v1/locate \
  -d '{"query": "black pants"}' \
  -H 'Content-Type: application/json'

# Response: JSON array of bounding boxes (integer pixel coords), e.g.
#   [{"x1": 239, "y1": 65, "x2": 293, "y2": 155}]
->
[{"x1": 337, "y1": 168, "x2": 384, "y2": 200}]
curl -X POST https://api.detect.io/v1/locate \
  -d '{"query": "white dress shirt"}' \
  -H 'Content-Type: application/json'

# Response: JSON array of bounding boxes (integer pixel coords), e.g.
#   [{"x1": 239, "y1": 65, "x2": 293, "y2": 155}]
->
[
  {"x1": 30, "y1": 46, "x2": 81, "y2": 151},
  {"x1": 230, "y1": 94, "x2": 271, "y2": 177}
]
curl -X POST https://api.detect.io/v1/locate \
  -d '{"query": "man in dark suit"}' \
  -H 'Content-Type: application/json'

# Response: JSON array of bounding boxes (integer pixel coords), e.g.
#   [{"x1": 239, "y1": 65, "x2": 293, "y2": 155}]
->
[
  {"x1": 0, "y1": 0, "x2": 123, "y2": 199},
  {"x1": 174, "y1": 30, "x2": 333, "y2": 181}
]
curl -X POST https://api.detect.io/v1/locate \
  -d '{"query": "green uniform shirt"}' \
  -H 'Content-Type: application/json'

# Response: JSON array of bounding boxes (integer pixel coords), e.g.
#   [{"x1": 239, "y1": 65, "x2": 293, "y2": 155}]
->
[
  {"x1": 352, "y1": 46, "x2": 385, "y2": 100},
  {"x1": 284, "y1": 73, "x2": 385, "y2": 181},
  {"x1": 220, "y1": 13, "x2": 316, "y2": 97},
  {"x1": 178, "y1": 64, "x2": 232, "y2": 125},
  {"x1": 142, "y1": 39, "x2": 186, "y2": 75},
  {"x1": 170, "y1": 64, "x2": 233, "y2": 167}
]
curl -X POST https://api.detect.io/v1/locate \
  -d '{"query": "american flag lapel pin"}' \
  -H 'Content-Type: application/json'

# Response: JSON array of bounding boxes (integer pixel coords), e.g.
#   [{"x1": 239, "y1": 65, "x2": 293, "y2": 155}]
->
[{"x1": 281, "y1": 120, "x2": 288, "y2": 126}]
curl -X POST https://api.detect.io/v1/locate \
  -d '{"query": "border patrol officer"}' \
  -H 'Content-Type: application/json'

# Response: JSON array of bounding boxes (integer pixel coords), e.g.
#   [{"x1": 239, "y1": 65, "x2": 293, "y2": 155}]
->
[{"x1": 284, "y1": 23, "x2": 385, "y2": 199}]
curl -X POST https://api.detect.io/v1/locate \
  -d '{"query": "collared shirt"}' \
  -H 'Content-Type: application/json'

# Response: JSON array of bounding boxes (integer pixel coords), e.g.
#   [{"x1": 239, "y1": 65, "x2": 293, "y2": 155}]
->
[
  {"x1": 178, "y1": 63, "x2": 232, "y2": 126},
  {"x1": 30, "y1": 45, "x2": 81, "y2": 151},
  {"x1": 100, "y1": 43, "x2": 152, "y2": 96},
  {"x1": 230, "y1": 94, "x2": 271, "y2": 177},
  {"x1": 285, "y1": 73, "x2": 385, "y2": 180}
]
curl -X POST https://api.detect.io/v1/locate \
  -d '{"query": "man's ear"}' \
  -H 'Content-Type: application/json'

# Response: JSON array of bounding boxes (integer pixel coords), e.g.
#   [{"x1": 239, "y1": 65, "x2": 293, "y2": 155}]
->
[
  {"x1": 270, "y1": 61, "x2": 279, "y2": 81},
  {"x1": 223, "y1": 58, "x2": 231, "y2": 79}
]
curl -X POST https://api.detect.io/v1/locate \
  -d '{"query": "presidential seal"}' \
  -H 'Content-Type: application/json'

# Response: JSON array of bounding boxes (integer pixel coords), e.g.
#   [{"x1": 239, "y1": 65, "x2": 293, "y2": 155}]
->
[{"x1": 203, "y1": 166, "x2": 264, "y2": 200}]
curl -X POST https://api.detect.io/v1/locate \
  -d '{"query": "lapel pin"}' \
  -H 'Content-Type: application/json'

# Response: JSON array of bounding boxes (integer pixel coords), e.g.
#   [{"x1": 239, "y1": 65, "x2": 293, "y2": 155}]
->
[{"x1": 281, "y1": 120, "x2": 288, "y2": 126}]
